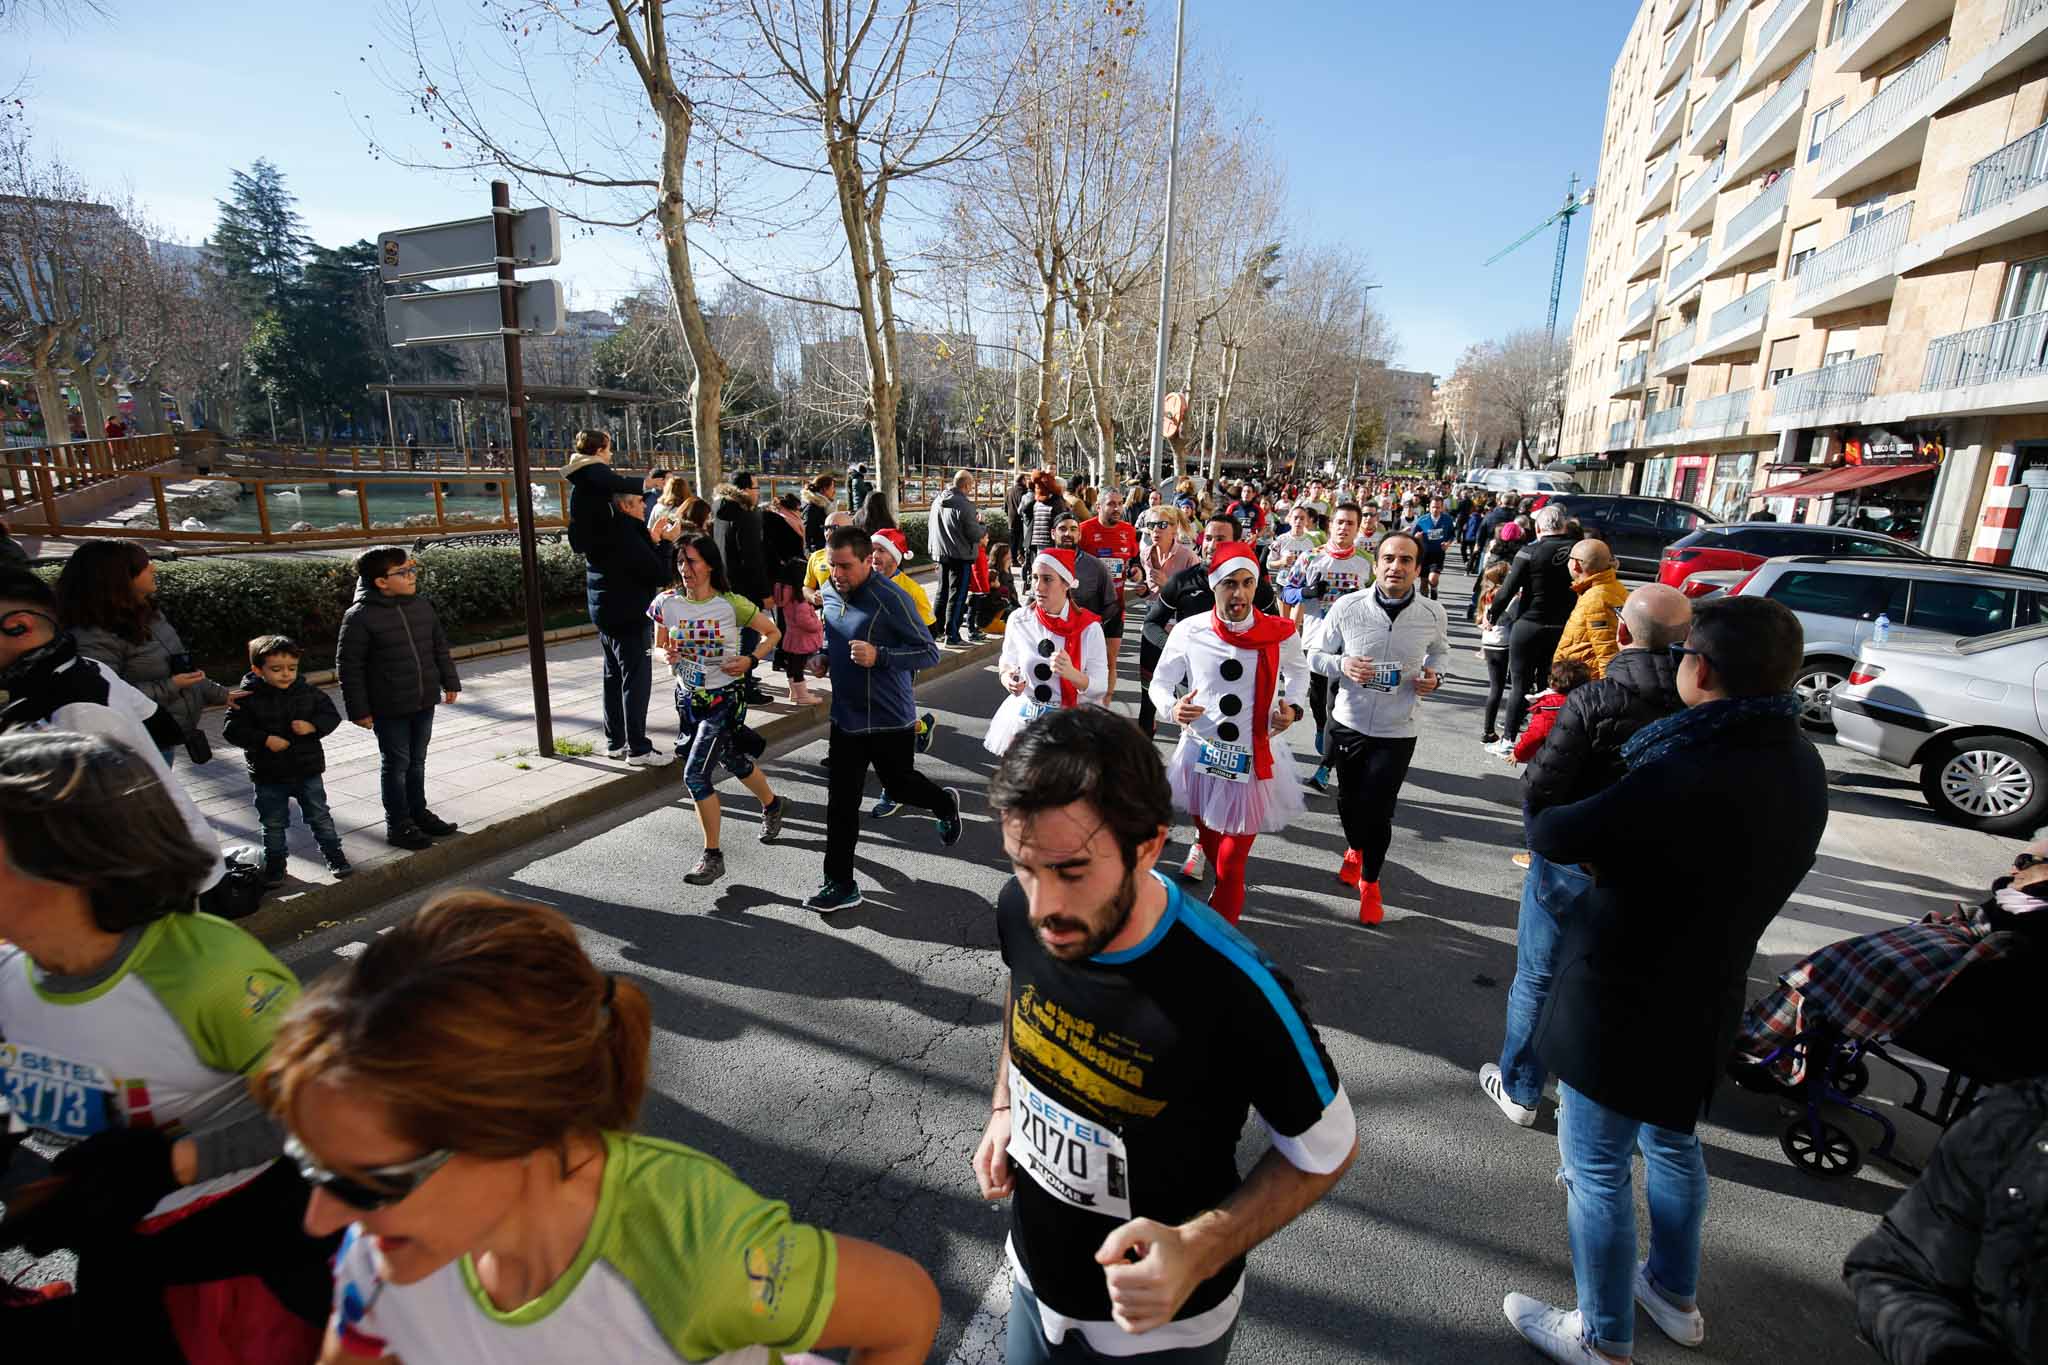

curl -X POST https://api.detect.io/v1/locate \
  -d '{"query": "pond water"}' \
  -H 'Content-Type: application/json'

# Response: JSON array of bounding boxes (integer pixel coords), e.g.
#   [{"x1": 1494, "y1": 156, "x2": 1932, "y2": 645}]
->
[{"x1": 197, "y1": 481, "x2": 566, "y2": 534}]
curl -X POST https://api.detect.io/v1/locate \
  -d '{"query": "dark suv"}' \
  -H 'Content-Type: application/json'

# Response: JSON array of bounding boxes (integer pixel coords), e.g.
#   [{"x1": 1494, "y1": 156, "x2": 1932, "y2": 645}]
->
[
  {"x1": 1540, "y1": 495, "x2": 1720, "y2": 578},
  {"x1": 1660, "y1": 522, "x2": 1926, "y2": 595}
]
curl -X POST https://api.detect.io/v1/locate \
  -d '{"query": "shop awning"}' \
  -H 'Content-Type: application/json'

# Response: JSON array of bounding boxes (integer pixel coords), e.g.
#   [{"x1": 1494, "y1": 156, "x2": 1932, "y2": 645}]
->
[{"x1": 1751, "y1": 462, "x2": 1937, "y2": 500}]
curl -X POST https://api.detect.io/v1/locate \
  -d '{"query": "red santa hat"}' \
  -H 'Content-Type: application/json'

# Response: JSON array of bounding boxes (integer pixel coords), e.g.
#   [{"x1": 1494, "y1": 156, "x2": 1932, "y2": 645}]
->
[
  {"x1": 1206, "y1": 541, "x2": 1261, "y2": 589},
  {"x1": 872, "y1": 528, "x2": 912, "y2": 565},
  {"x1": 1032, "y1": 547, "x2": 1079, "y2": 587}
]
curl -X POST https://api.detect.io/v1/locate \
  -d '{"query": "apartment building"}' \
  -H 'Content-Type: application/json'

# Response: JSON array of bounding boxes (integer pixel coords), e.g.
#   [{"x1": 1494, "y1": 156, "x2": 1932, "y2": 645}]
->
[{"x1": 1559, "y1": 0, "x2": 2048, "y2": 565}]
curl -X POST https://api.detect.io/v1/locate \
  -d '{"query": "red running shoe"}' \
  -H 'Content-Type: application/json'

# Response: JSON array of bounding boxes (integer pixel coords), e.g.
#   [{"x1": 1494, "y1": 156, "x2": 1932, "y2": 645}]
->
[
  {"x1": 1337, "y1": 849, "x2": 1362, "y2": 887},
  {"x1": 1358, "y1": 880, "x2": 1384, "y2": 925}
]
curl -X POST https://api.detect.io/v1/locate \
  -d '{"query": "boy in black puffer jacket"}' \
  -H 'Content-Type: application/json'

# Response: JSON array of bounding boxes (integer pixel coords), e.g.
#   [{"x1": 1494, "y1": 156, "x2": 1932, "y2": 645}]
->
[
  {"x1": 336, "y1": 546, "x2": 462, "y2": 850},
  {"x1": 221, "y1": 634, "x2": 350, "y2": 884}
]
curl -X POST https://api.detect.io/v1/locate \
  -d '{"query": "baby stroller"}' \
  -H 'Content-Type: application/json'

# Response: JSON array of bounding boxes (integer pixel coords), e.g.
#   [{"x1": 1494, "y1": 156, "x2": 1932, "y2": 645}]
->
[{"x1": 1733, "y1": 934, "x2": 2046, "y2": 1179}]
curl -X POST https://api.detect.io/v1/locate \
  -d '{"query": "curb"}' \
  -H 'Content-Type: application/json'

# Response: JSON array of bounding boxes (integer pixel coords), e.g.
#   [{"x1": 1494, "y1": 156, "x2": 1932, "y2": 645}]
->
[{"x1": 243, "y1": 635, "x2": 1003, "y2": 948}]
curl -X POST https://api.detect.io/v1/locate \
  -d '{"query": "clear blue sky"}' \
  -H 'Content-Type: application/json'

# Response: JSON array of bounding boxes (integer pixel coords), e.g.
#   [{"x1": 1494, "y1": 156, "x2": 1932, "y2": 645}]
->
[{"x1": 19, "y1": 0, "x2": 1622, "y2": 377}]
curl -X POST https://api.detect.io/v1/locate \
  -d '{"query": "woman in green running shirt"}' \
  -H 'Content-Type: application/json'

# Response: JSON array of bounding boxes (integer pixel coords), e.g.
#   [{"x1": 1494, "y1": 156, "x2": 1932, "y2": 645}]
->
[{"x1": 257, "y1": 890, "x2": 938, "y2": 1365}]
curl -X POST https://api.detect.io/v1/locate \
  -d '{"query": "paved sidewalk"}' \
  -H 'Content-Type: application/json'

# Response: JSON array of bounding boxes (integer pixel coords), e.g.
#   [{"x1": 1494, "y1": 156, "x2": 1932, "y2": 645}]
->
[{"x1": 174, "y1": 602, "x2": 997, "y2": 941}]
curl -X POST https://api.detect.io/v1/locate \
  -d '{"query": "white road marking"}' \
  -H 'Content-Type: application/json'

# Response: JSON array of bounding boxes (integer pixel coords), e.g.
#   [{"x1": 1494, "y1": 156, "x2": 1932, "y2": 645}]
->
[{"x1": 333, "y1": 925, "x2": 398, "y2": 960}]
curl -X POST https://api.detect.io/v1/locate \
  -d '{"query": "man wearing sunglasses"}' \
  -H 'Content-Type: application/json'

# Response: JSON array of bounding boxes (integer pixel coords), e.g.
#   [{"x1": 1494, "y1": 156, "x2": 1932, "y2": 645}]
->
[{"x1": 1502, "y1": 595, "x2": 1829, "y2": 1365}]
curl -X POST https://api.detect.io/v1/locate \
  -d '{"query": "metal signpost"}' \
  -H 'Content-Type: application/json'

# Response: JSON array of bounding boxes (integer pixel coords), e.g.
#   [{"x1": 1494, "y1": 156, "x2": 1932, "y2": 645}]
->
[{"x1": 380, "y1": 185, "x2": 565, "y2": 754}]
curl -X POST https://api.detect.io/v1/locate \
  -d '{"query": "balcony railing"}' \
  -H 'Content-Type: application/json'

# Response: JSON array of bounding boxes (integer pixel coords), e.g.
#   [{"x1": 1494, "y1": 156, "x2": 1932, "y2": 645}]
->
[
  {"x1": 1709, "y1": 279, "x2": 1774, "y2": 339},
  {"x1": 1742, "y1": 52, "x2": 1814, "y2": 159},
  {"x1": 1643, "y1": 154, "x2": 1676, "y2": 205},
  {"x1": 1635, "y1": 217, "x2": 1669, "y2": 272},
  {"x1": 1816, "y1": 39, "x2": 1948, "y2": 179},
  {"x1": 1664, "y1": 5, "x2": 1699, "y2": 64},
  {"x1": 1669, "y1": 240, "x2": 1711, "y2": 295},
  {"x1": 1773, "y1": 353, "x2": 1882, "y2": 413},
  {"x1": 1647, "y1": 406, "x2": 1685, "y2": 438},
  {"x1": 1962, "y1": 122, "x2": 2048, "y2": 220},
  {"x1": 1680, "y1": 157, "x2": 1726, "y2": 225},
  {"x1": 1831, "y1": 0, "x2": 1883, "y2": 45},
  {"x1": 1625, "y1": 284, "x2": 1660, "y2": 330},
  {"x1": 1609, "y1": 417, "x2": 1637, "y2": 447},
  {"x1": 1693, "y1": 387, "x2": 1755, "y2": 427},
  {"x1": 1727, "y1": 170, "x2": 1794, "y2": 242},
  {"x1": 1704, "y1": 0, "x2": 1746, "y2": 61},
  {"x1": 1655, "y1": 320, "x2": 1699, "y2": 370},
  {"x1": 1651, "y1": 86, "x2": 1684, "y2": 138},
  {"x1": 1617, "y1": 352, "x2": 1649, "y2": 390},
  {"x1": 1922, "y1": 309, "x2": 2048, "y2": 390},
  {"x1": 2008, "y1": 0, "x2": 2048, "y2": 34},
  {"x1": 1756, "y1": 0, "x2": 1805, "y2": 52},
  {"x1": 1796, "y1": 202, "x2": 1914, "y2": 301},
  {"x1": 1692, "y1": 73, "x2": 1740, "y2": 143}
]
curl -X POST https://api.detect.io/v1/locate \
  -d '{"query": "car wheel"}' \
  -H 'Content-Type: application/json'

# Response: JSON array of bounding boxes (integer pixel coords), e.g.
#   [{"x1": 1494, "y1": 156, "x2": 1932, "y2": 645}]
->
[
  {"x1": 1793, "y1": 657, "x2": 1853, "y2": 731},
  {"x1": 1919, "y1": 735, "x2": 2048, "y2": 834}
]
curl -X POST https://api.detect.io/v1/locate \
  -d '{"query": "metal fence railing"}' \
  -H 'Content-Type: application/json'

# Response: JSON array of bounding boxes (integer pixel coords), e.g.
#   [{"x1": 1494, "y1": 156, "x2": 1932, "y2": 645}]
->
[
  {"x1": 1816, "y1": 38, "x2": 1948, "y2": 180},
  {"x1": 1625, "y1": 284, "x2": 1660, "y2": 332},
  {"x1": 1772, "y1": 353, "x2": 1883, "y2": 413},
  {"x1": 1691, "y1": 74, "x2": 1740, "y2": 149},
  {"x1": 1655, "y1": 320, "x2": 1699, "y2": 371},
  {"x1": 1647, "y1": 406, "x2": 1686, "y2": 439},
  {"x1": 1726, "y1": 171, "x2": 1794, "y2": 245},
  {"x1": 1680, "y1": 153, "x2": 1727, "y2": 222},
  {"x1": 1668, "y1": 241, "x2": 1711, "y2": 296},
  {"x1": 1742, "y1": 52, "x2": 1814, "y2": 159},
  {"x1": 1635, "y1": 217, "x2": 1670, "y2": 274},
  {"x1": 1692, "y1": 387, "x2": 1755, "y2": 428},
  {"x1": 1755, "y1": 0, "x2": 1806, "y2": 53},
  {"x1": 1796, "y1": 202, "x2": 1914, "y2": 301},
  {"x1": 1617, "y1": 352, "x2": 1649, "y2": 390},
  {"x1": 1704, "y1": 0, "x2": 1747, "y2": 61},
  {"x1": 1921, "y1": 309, "x2": 2048, "y2": 390},
  {"x1": 1710, "y1": 280, "x2": 1774, "y2": 340},
  {"x1": 1962, "y1": 122, "x2": 2048, "y2": 220},
  {"x1": 1663, "y1": 4, "x2": 1699, "y2": 67},
  {"x1": 1610, "y1": 417, "x2": 1638, "y2": 447},
  {"x1": 2008, "y1": 0, "x2": 2048, "y2": 34},
  {"x1": 1831, "y1": 0, "x2": 1883, "y2": 46}
]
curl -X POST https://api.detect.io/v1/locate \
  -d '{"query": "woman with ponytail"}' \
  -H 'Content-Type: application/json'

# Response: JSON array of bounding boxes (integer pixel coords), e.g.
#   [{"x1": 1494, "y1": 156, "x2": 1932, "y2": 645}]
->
[{"x1": 257, "y1": 891, "x2": 938, "y2": 1364}]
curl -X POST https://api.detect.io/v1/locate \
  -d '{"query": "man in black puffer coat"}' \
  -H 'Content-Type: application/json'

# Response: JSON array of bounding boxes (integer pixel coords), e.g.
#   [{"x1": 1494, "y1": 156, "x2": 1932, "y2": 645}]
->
[
  {"x1": 1844, "y1": 1075, "x2": 2048, "y2": 1365},
  {"x1": 1488, "y1": 502, "x2": 1577, "y2": 741},
  {"x1": 1481, "y1": 582, "x2": 1697, "y2": 1129}
]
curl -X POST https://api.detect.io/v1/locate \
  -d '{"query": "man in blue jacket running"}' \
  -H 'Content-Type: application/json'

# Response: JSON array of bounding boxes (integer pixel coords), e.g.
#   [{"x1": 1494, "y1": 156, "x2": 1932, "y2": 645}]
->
[{"x1": 808, "y1": 525, "x2": 964, "y2": 913}]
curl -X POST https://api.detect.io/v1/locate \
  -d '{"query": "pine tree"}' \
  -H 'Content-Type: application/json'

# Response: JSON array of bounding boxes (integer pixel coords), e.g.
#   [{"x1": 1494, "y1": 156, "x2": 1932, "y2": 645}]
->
[{"x1": 209, "y1": 160, "x2": 312, "y2": 315}]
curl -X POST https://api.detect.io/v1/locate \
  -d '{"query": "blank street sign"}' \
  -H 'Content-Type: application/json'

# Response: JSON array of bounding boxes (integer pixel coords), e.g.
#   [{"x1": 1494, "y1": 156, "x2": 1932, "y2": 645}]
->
[
  {"x1": 383, "y1": 279, "x2": 566, "y2": 347},
  {"x1": 377, "y1": 207, "x2": 562, "y2": 284}
]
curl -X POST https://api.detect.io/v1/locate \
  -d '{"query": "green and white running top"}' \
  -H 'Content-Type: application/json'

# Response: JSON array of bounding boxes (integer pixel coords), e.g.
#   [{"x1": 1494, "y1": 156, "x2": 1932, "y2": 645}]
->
[
  {"x1": 650, "y1": 589, "x2": 760, "y2": 691},
  {"x1": 330, "y1": 1132, "x2": 838, "y2": 1364},
  {"x1": 0, "y1": 911, "x2": 299, "y2": 1217}
]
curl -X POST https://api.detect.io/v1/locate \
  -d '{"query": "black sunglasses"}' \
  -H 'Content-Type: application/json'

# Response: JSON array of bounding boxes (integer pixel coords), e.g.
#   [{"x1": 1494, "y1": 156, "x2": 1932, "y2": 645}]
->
[
  {"x1": 286, "y1": 1134, "x2": 453, "y2": 1212},
  {"x1": 2014, "y1": 852, "x2": 2048, "y2": 873},
  {"x1": 1668, "y1": 642, "x2": 1715, "y2": 672}
]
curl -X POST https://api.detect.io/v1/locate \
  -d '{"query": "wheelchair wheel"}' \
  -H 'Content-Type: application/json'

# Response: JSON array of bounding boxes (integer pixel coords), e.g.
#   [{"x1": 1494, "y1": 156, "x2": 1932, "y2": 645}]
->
[
  {"x1": 1781, "y1": 1117, "x2": 1863, "y2": 1179},
  {"x1": 1833, "y1": 1059, "x2": 1870, "y2": 1098}
]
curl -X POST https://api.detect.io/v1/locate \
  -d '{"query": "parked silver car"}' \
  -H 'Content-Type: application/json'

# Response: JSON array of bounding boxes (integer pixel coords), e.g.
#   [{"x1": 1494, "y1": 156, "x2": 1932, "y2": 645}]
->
[
  {"x1": 1833, "y1": 625, "x2": 2048, "y2": 833},
  {"x1": 1723, "y1": 556, "x2": 2048, "y2": 729}
]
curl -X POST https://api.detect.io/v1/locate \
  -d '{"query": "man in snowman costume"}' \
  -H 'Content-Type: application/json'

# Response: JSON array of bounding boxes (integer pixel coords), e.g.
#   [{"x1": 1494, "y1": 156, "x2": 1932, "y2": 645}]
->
[
  {"x1": 985, "y1": 547, "x2": 1108, "y2": 756},
  {"x1": 1148, "y1": 543, "x2": 1309, "y2": 925},
  {"x1": 1307, "y1": 529, "x2": 1449, "y2": 925}
]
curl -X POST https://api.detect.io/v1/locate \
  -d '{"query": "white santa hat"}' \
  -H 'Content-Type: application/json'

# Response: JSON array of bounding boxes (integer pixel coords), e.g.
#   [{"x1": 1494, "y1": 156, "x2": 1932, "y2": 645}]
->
[
  {"x1": 1206, "y1": 541, "x2": 1261, "y2": 589},
  {"x1": 1032, "y1": 547, "x2": 1079, "y2": 587}
]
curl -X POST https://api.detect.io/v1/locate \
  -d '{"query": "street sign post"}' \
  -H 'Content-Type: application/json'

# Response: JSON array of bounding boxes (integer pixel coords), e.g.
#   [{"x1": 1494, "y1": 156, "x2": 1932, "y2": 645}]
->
[
  {"x1": 379, "y1": 184, "x2": 557, "y2": 754},
  {"x1": 382, "y1": 279, "x2": 565, "y2": 347},
  {"x1": 377, "y1": 207, "x2": 561, "y2": 284}
]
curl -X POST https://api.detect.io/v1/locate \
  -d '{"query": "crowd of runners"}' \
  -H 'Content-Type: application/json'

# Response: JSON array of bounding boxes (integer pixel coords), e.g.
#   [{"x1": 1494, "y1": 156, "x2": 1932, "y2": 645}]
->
[{"x1": 0, "y1": 450, "x2": 2033, "y2": 1365}]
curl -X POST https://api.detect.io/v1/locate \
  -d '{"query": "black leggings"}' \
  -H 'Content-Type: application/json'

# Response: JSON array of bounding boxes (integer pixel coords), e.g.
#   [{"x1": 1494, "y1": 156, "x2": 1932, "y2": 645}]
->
[
  {"x1": 1327, "y1": 726, "x2": 1418, "y2": 883},
  {"x1": 1137, "y1": 636, "x2": 1164, "y2": 738},
  {"x1": 1309, "y1": 671, "x2": 1331, "y2": 744},
  {"x1": 1503, "y1": 619, "x2": 1565, "y2": 739},
  {"x1": 3, "y1": 1157, "x2": 337, "y2": 1358},
  {"x1": 1482, "y1": 647, "x2": 1510, "y2": 737}
]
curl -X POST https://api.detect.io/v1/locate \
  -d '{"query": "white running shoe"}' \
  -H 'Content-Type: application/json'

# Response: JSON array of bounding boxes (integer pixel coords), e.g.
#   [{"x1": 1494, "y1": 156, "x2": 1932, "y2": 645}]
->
[
  {"x1": 605, "y1": 743, "x2": 630, "y2": 760},
  {"x1": 1479, "y1": 1063, "x2": 1539, "y2": 1128},
  {"x1": 1179, "y1": 843, "x2": 1207, "y2": 881},
  {"x1": 1634, "y1": 1262, "x2": 1705, "y2": 1348},
  {"x1": 1502, "y1": 1294, "x2": 1611, "y2": 1364},
  {"x1": 628, "y1": 748, "x2": 676, "y2": 768}
]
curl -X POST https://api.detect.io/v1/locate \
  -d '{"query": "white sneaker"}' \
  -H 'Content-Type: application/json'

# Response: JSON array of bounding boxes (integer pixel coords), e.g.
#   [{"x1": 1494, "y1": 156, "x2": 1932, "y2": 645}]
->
[
  {"x1": 1634, "y1": 1263, "x2": 1705, "y2": 1348},
  {"x1": 605, "y1": 743, "x2": 629, "y2": 759},
  {"x1": 1480, "y1": 1063, "x2": 1539, "y2": 1128},
  {"x1": 1488, "y1": 737, "x2": 1517, "y2": 757},
  {"x1": 628, "y1": 748, "x2": 676, "y2": 768},
  {"x1": 1179, "y1": 843, "x2": 1207, "y2": 881},
  {"x1": 1502, "y1": 1293, "x2": 1612, "y2": 1364}
]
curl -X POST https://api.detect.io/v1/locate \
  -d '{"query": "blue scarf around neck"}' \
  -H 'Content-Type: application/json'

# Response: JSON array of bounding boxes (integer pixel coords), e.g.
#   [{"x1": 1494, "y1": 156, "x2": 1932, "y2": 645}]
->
[{"x1": 1620, "y1": 693, "x2": 1803, "y2": 771}]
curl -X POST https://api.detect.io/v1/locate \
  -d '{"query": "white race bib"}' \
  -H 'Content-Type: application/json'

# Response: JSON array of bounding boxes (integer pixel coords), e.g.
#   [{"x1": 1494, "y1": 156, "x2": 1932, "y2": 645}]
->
[
  {"x1": 1363, "y1": 661, "x2": 1403, "y2": 693},
  {"x1": 1008, "y1": 1064, "x2": 1132, "y2": 1220},
  {"x1": 1197, "y1": 738, "x2": 1253, "y2": 783}
]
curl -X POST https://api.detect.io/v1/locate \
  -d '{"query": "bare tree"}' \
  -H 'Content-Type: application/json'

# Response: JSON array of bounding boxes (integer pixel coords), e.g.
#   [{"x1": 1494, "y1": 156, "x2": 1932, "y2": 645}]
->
[
  {"x1": 1467, "y1": 327, "x2": 1571, "y2": 466},
  {"x1": 372, "y1": 0, "x2": 735, "y2": 485},
  {"x1": 0, "y1": 128, "x2": 121, "y2": 446}
]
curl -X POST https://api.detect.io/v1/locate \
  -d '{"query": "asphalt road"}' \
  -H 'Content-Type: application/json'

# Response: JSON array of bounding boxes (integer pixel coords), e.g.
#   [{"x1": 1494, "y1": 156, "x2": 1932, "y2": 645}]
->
[{"x1": 14, "y1": 558, "x2": 2013, "y2": 1362}]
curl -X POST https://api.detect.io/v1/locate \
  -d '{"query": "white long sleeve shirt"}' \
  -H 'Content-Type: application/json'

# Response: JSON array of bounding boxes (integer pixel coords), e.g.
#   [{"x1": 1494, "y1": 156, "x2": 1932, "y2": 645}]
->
[{"x1": 1306, "y1": 588, "x2": 1451, "y2": 739}]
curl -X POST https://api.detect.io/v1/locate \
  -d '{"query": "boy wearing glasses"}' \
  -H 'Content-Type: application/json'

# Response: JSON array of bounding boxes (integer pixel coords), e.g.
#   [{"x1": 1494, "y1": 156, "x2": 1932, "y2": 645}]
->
[{"x1": 337, "y1": 547, "x2": 461, "y2": 852}]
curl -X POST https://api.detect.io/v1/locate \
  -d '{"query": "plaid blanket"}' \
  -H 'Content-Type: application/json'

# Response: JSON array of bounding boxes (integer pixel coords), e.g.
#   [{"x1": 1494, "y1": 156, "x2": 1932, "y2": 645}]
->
[{"x1": 1739, "y1": 905, "x2": 2013, "y2": 1083}]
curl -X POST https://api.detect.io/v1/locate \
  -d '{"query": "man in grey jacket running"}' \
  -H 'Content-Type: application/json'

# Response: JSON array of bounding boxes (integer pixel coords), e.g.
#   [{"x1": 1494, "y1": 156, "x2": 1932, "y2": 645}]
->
[{"x1": 1307, "y1": 530, "x2": 1448, "y2": 925}]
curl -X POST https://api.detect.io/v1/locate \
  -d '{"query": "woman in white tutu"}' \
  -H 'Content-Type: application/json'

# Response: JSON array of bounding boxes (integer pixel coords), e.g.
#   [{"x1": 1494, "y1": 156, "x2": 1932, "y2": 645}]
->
[
  {"x1": 984, "y1": 547, "x2": 1107, "y2": 756},
  {"x1": 1147, "y1": 543, "x2": 1309, "y2": 924}
]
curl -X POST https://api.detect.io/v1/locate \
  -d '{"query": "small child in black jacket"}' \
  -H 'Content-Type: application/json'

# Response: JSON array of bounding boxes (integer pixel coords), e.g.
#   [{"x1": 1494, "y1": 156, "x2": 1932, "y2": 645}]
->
[{"x1": 222, "y1": 634, "x2": 350, "y2": 885}]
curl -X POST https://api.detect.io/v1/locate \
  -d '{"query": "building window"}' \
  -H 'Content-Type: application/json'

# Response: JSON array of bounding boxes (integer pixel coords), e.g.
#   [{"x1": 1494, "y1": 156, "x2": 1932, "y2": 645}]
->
[
  {"x1": 1807, "y1": 100, "x2": 1841, "y2": 162},
  {"x1": 1768, "y1": 367, "x2": 1794, "y2": 386},
  {"x1": 1847, "y1": 193, "x2": 1889, "y2": 234},
  {"x1": 1998, "y1": 256, "x2": 2048, "y2": 320}
]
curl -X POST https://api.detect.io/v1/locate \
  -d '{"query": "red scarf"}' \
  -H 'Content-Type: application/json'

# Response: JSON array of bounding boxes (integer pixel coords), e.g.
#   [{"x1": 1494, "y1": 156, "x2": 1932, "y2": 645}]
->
[
  {"x1": 1035, "y1": 600, "x2": 1101, "y2": 707},
  {"x1": 1208, "y1": 606, "x2": 1297, "y2": 779}
]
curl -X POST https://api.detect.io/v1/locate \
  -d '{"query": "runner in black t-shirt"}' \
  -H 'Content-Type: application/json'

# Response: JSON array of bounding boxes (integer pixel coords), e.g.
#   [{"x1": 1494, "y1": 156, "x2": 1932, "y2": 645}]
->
[{"x1": 973, "y1": 706, "x2": 1356, "y2": 1362}]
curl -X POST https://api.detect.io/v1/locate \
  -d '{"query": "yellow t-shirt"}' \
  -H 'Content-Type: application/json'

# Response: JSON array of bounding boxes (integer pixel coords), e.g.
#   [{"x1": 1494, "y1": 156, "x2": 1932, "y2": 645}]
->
[
  {"x1": 894, "y1": 570, "x2": 935, "y2": 626},
  {"x1": 803, "y1": 548, "x2": 832, "y2": 594}
]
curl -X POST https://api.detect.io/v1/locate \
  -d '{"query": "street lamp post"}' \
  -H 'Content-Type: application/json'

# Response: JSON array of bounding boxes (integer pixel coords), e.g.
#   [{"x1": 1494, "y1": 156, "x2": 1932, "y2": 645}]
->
[
  {"x1": 1145, "y1": 0, "x2": 1189, "y2": 488},
  {"x1": 1339, "y1": 283, "x2": 1381, "y2": 479}
]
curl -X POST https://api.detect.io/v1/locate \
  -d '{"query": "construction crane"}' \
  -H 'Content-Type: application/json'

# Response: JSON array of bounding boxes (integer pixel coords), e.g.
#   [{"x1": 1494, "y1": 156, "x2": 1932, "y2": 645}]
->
[{"x1": 1483, "y1": 173, "x2": 1593, "y2": 343}]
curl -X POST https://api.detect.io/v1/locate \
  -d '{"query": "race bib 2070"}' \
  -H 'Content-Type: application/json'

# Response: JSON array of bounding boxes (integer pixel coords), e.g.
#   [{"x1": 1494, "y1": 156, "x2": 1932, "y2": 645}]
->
[{"x1": 1008, "y1": 1064, "x2": 1132, "y2": 1220}]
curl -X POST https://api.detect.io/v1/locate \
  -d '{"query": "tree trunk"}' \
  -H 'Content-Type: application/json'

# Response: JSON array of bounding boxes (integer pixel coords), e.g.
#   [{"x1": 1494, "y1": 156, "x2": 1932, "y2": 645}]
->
[
  {"x1": 821, "y1": 124, "x2": 903, "y2": 518},
  {"x1": 1032, "y1": 271, "x2": 1061, "y2": 468},
  {"x1": 70, "y1": 364, "x2": 106, "y2": 439},
  {"x1": 652, "y1": 83, "x2": 728, "y2": 492},
  {"x1": 30, "y1": 360, "x2": 71, "y2": 447}
]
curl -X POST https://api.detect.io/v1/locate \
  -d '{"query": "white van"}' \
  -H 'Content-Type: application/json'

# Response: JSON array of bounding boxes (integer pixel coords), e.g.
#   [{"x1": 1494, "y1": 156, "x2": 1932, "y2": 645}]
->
[{"x1": 1474, "y1": 467, "x2": 1581, "y2": 495}]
